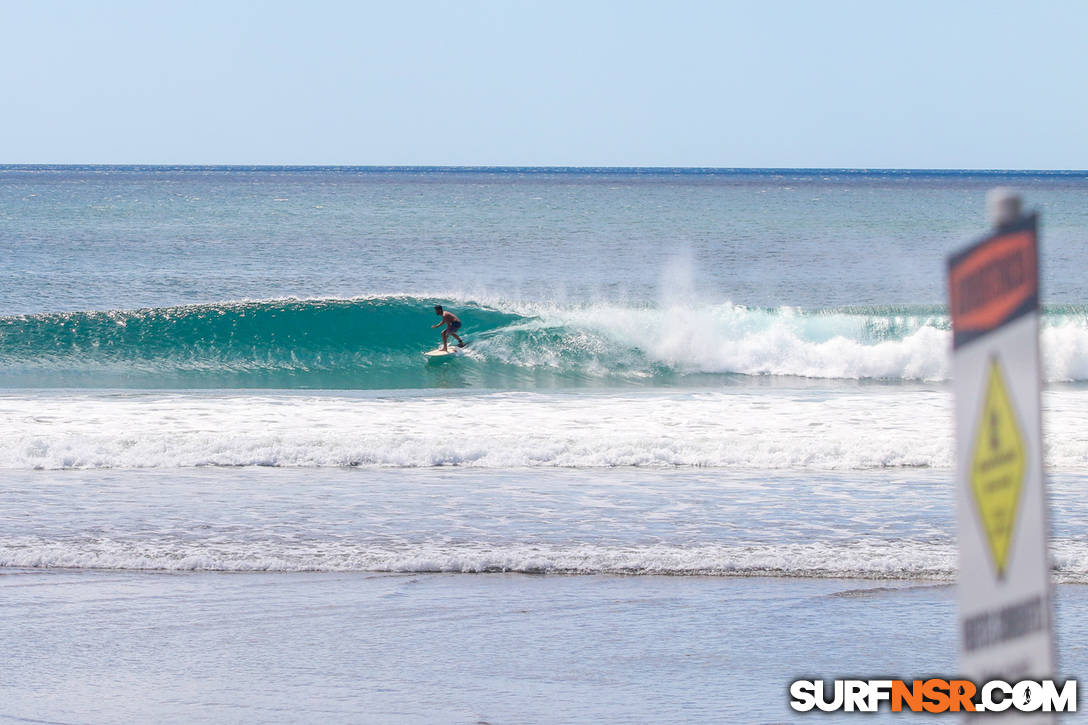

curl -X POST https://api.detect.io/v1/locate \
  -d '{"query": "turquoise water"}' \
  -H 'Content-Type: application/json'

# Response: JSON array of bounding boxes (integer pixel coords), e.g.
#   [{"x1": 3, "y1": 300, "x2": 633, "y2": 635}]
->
[
  {"x1": 0, "y1": 297, "x2": 953, "y2": 387},
  {"x1": 7, "y1": 295, "x2": 1088, "y2": 388}
]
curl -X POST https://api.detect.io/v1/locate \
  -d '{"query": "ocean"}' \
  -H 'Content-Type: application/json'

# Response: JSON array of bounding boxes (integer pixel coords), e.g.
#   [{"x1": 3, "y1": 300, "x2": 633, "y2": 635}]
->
[{"x1": 1, "y1": 166, "x2": 1086, "y2": 723}]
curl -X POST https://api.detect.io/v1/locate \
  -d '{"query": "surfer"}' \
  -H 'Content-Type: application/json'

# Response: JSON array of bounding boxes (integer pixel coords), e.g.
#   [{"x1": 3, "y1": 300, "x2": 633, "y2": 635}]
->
[{"x1": 432, "y1": 305, "x2": 465, "y2": 351}]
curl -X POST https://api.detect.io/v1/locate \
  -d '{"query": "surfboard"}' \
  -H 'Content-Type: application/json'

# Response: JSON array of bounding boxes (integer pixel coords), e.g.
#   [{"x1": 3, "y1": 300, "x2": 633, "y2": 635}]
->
[{"x1": 423, "y1": 346, "x2": 465, "y2": 361}]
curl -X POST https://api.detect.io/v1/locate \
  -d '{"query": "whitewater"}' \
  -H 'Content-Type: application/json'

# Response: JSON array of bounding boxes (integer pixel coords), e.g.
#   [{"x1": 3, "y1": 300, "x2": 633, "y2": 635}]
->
[{"x1": 3, "y1": 385, "x2": 1088, "y2": 471}]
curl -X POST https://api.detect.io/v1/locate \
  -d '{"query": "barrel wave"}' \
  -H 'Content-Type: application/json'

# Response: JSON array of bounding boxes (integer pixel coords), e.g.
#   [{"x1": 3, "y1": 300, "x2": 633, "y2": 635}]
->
[
  {"x1": 4, "y1": 296, "x2": 1088, "y2": 388},
  {"x1": 0, "y1": 297, "x2": 520, "y2": 388}
]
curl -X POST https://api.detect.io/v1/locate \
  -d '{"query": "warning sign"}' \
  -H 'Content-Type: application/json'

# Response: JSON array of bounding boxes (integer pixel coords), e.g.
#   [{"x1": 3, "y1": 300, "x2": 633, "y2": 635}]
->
[
  {"x1": 947, "y1": 204, "x2": 1054, "y2": 686},
  {"x1": 970, "y1": 359, "x2": 1025, "y2": 578},
  {"x1": 949, "y1": 225, "x2": 1038, "y2": 348}
]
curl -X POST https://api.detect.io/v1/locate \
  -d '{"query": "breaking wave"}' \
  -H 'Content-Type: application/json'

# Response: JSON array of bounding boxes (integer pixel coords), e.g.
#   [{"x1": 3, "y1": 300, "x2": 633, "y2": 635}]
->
[{"x1": 4, "y1": 296, "x2": 1088, "y2": 388}]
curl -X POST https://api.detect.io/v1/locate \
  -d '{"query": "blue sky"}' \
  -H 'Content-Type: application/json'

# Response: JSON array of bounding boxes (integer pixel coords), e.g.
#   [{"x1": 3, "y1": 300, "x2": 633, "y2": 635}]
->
[{"x1": 3, "y1": 0, "x2": 1086, "y2": 168}]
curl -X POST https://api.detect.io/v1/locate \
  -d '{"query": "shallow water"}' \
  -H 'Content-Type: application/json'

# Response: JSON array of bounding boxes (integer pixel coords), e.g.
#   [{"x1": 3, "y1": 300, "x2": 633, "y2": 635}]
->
[{"x1": 3, "y1": 466, "x2": 1088, "y2": 584}]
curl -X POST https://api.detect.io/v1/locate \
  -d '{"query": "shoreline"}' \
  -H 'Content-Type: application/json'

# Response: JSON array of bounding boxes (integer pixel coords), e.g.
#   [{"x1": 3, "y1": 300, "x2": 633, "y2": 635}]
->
[{"x1": 3, "y1": 570, "x2": 1085, "y2": 724}]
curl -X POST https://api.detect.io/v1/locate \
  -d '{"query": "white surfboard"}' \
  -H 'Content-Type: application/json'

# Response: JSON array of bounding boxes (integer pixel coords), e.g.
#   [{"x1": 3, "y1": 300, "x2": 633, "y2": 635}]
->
[{"x1": 423, "y1": 346, "x2": 464, "y2": 361}]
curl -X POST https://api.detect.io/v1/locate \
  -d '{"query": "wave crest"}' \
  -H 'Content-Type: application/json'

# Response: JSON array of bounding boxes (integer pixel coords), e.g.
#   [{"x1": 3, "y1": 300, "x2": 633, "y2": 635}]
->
[{"x1": 3, "y1": 296, "x2": 1088, "y2": 387}]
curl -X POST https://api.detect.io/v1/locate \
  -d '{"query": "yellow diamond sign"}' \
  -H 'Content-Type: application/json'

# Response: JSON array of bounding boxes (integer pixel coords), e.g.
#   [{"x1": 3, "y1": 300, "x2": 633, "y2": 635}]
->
[{"x1": 970, "y1": 359, "x2": 1026, "y2": 579}]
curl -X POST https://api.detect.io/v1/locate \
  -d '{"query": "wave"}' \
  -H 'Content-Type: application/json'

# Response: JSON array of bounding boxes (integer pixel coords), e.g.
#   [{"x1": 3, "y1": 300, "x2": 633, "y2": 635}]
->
[
  {"x1": 3, "y1": 538, "x2": 1086, "y2": 582},
  {"x1": 14, "y1": 385, "x2": 1088, "y2": 470},
  {"x1": 0, "y1": 389, "x2": 956, "y2": 470},
  {"x1": 0, "y1": 539, "x2": 962, "y2": 579},
  {"x1": 4, "y1": 295, "x2": 1088, "y2": 387}
]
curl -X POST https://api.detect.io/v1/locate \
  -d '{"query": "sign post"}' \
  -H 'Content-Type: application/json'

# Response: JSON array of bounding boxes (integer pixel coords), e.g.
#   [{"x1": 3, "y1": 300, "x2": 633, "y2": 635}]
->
[{"x1": 947, "y1": 190, "x2": 1055, "y2": 690}]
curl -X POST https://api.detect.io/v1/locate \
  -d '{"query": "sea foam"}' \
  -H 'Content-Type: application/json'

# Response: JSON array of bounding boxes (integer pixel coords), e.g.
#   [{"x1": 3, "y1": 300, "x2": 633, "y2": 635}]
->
[
  {"x1": 4, "y1": 537, "x2": 1086, "y2": 583},
  {"x1": 1, "y1": 388, "x2": 954, "y2": 470}
]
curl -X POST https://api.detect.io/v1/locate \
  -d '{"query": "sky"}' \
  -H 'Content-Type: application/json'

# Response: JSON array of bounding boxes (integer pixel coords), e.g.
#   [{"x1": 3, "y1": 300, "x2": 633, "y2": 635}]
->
[{"x1": 2, "y1": 0, "x2": 1087, "y2": 168}]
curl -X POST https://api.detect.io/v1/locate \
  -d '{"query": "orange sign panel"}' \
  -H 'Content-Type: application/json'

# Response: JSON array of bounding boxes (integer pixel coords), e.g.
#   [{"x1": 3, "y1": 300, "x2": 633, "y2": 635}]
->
[{"x1": 948, "y1": 219, "x2": 1038, "y2": 347}]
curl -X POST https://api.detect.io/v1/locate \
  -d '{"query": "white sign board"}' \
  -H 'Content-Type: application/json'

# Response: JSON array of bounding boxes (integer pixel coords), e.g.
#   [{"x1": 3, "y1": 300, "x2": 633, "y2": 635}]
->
[{"x1": 948, "y1": 212, "x2": 1055, "y2": 684}]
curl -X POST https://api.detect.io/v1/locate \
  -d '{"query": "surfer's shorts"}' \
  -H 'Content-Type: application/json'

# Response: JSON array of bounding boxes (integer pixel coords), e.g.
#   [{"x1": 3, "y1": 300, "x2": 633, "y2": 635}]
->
[{"x1": 449, "y1": 321, "x2": 462, "y2": 331}]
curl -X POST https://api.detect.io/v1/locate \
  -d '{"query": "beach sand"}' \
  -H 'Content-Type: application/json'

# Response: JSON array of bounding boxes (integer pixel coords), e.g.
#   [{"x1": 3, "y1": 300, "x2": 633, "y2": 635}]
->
[{"x1": 3, "y1": 569, "x2": 1085, "y2": 724}]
